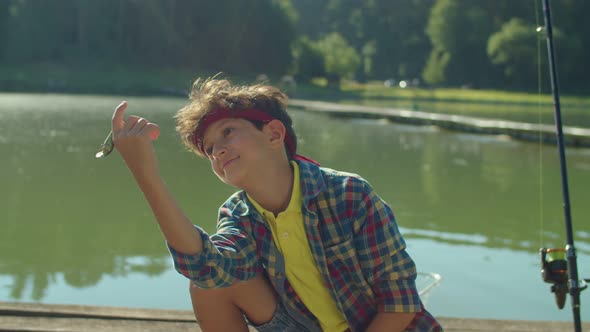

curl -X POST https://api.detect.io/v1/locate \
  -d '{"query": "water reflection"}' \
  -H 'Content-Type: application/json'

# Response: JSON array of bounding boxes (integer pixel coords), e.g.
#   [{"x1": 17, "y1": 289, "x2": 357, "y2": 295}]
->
[
  {"x1": 300, "y1": 112, "x2": 588, "y2": 248},
  {"x1": 0, "y1": 94, "x2": 589, "y2": 320},
  {"x1": 0, "y1": 94, "x2": 187, "y2": 302}
]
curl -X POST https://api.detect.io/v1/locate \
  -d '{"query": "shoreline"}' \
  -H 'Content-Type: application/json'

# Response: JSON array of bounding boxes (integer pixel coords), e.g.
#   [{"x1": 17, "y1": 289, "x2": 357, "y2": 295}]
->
[
  {"x1": 1, "y1": 91, "x2": 588, "y2": 147},
  {"x1": 289, "y1": 99, "x2": 590, "y2": 148}
]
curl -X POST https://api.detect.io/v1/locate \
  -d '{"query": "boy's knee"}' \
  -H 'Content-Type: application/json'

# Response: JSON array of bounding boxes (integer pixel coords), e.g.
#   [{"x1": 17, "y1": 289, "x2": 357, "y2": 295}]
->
[
  {"x1": 188, "y1": 280, "x2": 250, "y2": 331},
  {"x1": 188, "y1": 276, "x2": 277, "y2": 325}
]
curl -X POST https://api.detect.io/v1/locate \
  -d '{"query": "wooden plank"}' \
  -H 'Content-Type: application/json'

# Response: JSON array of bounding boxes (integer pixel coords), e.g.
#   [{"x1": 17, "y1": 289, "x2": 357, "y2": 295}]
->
[
  {"x1": 1, "y1": 302, "x2": 588, "y2": 332},
  {"x1": 0, "y1": 302, "x2": 194, "y2": 322},
  {"x1": 1, "y1": 315, "x2": 586, "y2": 332},
  {"x1": 0, "y1": 316, "x2": 199, "y2": 332},
  {"x1": 437, "y1": 317, "x2": 589, "y2": 332}
]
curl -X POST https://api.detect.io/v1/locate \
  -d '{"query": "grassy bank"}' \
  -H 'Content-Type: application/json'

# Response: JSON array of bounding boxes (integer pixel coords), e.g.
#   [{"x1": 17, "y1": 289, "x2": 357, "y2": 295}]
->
[
  {"x1": 289, "y1": 78, "x2": 589, "y2": 126},
  {"x1": 0, "y1": 63, "x2": 204, "y2": 96},
  {"x1": 307, "y1": 79, "x2": 590, "y2": 108},
  {"x1": 2, "y1": 63, "x2": 589, "y2": 109}
]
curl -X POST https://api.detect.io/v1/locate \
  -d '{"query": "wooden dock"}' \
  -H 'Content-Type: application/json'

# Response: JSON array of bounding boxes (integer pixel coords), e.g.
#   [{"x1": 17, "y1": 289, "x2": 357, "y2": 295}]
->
[
  {"x1": 1, "y1": 302, "x2": 588, "y2": 332},
  {"x1": 289, "y1": 99, "x2": 590, "y2": 147}
]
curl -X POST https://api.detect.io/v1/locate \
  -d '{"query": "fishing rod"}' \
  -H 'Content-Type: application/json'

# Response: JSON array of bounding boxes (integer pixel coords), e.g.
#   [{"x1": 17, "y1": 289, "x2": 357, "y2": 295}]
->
[{"x1": 538, "y1": 0, "x2": 588, "y2": 331}]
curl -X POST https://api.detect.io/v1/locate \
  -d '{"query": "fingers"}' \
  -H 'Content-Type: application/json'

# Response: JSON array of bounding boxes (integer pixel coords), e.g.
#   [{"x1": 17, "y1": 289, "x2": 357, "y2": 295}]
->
[
  {"x1": 126, "y1": 117, "x2": 159, "y2": 140},
  {"x1": 141, "y1": 123, "x2": 161, "y2": 141},
  {"x1": 111, "y1": 101, "x2": 159, "y2": 141},
  {"x1": 111, "y1": 101, "x2": 128, "y2": 132},
  {"x1": 122, "y1": 116, "x2": 161, "y2": 141},
  {"x1": 127, "y1": 116, "x2": 145, "y2": 135}
]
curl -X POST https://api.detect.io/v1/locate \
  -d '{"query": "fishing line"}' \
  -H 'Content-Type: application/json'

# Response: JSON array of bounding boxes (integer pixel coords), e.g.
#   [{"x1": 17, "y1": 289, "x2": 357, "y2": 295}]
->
[{"x1": 534, "y1": 0, "x2": 545, "y2": 249}]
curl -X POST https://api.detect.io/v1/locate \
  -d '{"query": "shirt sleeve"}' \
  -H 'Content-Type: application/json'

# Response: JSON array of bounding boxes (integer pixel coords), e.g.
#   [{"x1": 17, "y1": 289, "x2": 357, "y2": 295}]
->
[
  {"x1": 354, "y1": 180, "x2": 422, "y2": 313},
  {"x1": 167, "y1": 205, "x2": 261, "y2": 289}
]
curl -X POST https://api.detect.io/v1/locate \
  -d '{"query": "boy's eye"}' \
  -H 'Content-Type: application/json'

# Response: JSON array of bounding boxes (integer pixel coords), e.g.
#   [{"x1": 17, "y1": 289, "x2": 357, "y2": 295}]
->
[
  {"x1": 223, "y1": 127, "x2": 234, "y2": 136},
  {"x1": 204, "y1": 127, "x2": 233, "y2": 158}
]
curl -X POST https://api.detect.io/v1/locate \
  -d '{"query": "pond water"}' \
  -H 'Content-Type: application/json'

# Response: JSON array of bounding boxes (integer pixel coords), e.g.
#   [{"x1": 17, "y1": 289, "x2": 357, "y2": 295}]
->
[{"x1": 0, "y1": 93, "x2": 589, "y2": 322}]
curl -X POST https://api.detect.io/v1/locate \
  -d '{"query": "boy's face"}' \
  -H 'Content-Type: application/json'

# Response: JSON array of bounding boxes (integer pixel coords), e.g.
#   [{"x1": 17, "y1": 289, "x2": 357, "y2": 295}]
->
[{"x1": 202, "y1": 118, "x2": 271, "y2": 188}]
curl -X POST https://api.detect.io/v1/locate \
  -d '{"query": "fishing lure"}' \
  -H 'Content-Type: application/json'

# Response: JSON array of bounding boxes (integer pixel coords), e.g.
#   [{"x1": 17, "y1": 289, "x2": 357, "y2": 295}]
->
[{"x1": 95, "y1": 130, "x2": 114, "y2": 158}]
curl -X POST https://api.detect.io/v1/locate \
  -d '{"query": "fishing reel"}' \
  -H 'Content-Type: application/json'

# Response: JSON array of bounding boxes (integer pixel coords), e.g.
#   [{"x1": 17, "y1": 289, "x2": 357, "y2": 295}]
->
[
  {"x1": 540, "y1": 248, "x2": 569, "y2": 309},
  {"x1": 540, "y1": 248, "x2": 588, "y2": 309}
]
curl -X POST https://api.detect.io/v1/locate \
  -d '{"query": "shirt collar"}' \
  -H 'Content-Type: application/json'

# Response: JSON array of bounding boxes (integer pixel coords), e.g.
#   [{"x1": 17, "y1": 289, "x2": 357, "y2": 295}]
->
[
  {"x1": 296, "y1": 159, "x2": 325, "y2": 202},
  {"x1": 247, "y1": 161, "x2": 302, "y2": 216},
  {"x1": 234, "y1": 159, "x2": 325, "y2": 218}
]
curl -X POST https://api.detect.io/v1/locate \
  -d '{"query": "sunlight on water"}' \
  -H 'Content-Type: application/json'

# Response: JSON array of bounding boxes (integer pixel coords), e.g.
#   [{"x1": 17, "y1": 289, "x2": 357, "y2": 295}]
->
[
  {"x1": 401, "y1": 228, "x2": 489, "y2": 245},
  {"x1": 1, "y1": 93, "x2": 589, "y2": 322}
]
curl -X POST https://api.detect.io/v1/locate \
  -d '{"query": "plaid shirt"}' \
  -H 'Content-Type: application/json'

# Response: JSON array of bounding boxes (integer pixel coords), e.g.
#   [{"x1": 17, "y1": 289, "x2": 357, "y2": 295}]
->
[{"x1": 169, "y1": 160, "x2": 443, "y2": 332}]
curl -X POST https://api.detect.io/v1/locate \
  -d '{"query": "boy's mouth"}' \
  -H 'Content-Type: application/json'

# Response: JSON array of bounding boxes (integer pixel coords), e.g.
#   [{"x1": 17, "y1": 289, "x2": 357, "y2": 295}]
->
[{"x1": 223, "y1": 157, "x2": 239, "y2": 169}]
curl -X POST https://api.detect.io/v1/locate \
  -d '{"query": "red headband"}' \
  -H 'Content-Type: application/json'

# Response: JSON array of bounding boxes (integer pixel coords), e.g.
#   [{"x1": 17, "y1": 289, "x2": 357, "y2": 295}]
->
[{"x1": 193, "y1": 108, "x2": 319, "y2": 165}]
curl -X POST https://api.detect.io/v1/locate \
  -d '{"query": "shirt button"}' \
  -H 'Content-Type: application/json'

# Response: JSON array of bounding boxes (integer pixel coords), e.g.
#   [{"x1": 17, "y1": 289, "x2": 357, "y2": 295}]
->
[{"x1": 282, "y1": 231, "x2": 289, "y2": 238}]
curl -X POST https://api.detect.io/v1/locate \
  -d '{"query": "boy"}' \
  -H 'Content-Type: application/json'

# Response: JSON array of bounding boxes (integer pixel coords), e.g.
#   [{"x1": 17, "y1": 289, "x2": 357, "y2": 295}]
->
[{"x1": 111, "y1": 77, "x2": 443, "y2": 331}]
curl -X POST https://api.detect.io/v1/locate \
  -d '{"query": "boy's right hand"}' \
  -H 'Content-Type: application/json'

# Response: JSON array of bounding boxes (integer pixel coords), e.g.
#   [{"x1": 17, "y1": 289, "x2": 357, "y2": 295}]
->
[{"x1": 111, "y1": 101, "x2": 161, "y2": 176}]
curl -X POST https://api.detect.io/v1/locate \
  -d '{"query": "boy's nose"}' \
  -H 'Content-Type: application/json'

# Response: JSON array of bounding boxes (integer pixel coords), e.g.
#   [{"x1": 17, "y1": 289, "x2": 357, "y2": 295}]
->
[{"x1": 212, "y1": 145, "x2": 227, "y2": 159}]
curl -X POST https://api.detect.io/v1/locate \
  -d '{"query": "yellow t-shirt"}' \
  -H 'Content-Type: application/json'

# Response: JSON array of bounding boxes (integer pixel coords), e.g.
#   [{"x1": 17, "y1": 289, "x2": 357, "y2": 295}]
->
[{"x1": 248, "y1": 161, "x2": 348, "y2": 331}]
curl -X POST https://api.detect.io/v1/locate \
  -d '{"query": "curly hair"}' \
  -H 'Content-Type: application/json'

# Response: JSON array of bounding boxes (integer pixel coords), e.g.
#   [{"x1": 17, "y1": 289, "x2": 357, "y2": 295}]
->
[{"x1": 175, "y1": 76, "x2": 296, "y2": 158}]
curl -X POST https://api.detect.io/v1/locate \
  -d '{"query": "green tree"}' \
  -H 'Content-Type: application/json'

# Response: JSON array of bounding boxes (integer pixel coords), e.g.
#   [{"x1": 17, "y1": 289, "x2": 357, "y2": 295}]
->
[
  {"x1": 422, "y1": 0, "x2": 541, "y2": 87},
  {"x1": 548, "y1": 0, "x2": 590, "y2": 93},
  {"x1": 173, "y1": 0, "x2": 296, "y2": 74},
  {"x1": 316, "y1": 32, "x2": 360, "y2": 86},
  {"x1": 291, "y1": 36, "x2": 325, "y2": 82},
  {"x1": 3, "y1": 0, "x2": 74, "y2": 62},
  {"x1": 422, "y1": 49, "x2": 450, "y2": 85},
  {"x1": 0, "y1": 0, "x2": 14, "y2": 60},
  {"x1": 291, "y1": 0, "x2": 433, "y2": 82},
  {"x1": 0, "y1": 0, "x2": 297, "y2": 76},
  {"x1": 289, "y1": 0, "x2": 328, "y2": 40},
  {"x1": 363, "y1": 0, "x2": 433, "y2": 81},
  {"x1": 487, "y1": 18, "x2": 539, "y2": 89},
  {"x1": 424, "y1": 0, "x2": 496, "y2": 87}
]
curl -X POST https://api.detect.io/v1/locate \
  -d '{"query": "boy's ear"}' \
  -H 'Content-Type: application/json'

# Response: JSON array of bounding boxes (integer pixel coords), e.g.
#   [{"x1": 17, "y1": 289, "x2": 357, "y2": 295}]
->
[{"x1": 264, "y1": 119, "x2": 286, "y2": 149}]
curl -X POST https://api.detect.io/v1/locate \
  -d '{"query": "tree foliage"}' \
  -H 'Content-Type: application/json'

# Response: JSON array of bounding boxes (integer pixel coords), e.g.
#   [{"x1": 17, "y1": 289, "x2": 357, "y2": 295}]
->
[
  {"x1": 316, "y1": 32, "x2": 360, "y2": 86},
  {"x1": 0, "y1": 0, "x2": 589, "y2": 92},
  {"x1": 291, "y1": 37, "x2": 325, "y2": 82},
  {"x1": 1, "y1": 0, "x2": 295, "y2": 75},
  {"x1": 424, "y1": 0, "x2": 497, "y2": 87},
  {"x1": 487, "y1": 18, "x2": 540, "y2": 88},
  {"x1": 291, "y1": 0, "x2": 433, "y2": 82}
]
